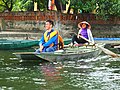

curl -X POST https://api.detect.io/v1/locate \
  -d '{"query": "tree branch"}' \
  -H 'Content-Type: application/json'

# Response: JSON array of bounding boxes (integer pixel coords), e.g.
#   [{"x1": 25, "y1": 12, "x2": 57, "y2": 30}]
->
[{"x1": 1, "y1": 0, "x2": 13, "y2": 11}]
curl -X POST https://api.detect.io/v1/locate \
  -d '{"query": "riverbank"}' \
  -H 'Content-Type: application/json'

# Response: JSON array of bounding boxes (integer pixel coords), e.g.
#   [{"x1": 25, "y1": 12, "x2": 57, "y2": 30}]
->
[{"x1": 0, "y1": 31, "x2": 42, "y2": 40}]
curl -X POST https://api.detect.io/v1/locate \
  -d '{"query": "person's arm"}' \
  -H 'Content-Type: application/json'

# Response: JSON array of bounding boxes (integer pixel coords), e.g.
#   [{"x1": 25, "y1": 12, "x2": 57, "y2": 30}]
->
[
  {"x1": 43, "y1": 34, "x2": 58, "y2": 47},
  {"x1": 38, "y1": 35, "x2": 45, "y2": 52},
  {"x1": 39, "y1": 35, "x2": 44, "y2": 45},
  {"x1": 77, "y1": 29, "x2": 81, "y2": 38},
  {"x1": 87, "y1": 29, "x2": 94, "y2": 43}
]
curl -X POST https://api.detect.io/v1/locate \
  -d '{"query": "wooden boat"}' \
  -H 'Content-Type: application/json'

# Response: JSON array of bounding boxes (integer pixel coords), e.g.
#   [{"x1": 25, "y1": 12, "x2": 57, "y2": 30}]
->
[
  {"x1": 112, "y1": 44, "x2": 120, "y2": 53},
  {"x1": 0, "y1": 38, "x2": 71, "y2": 50},
  {"x1": 63, "y1": 38, "x2": 71, "y2": 45},
  {"x1": 13, "y1": 44, "x2": 104, "y2": 62},
  {"x1": 0, "y1": 39, "x2": 39, "y2": 50}
]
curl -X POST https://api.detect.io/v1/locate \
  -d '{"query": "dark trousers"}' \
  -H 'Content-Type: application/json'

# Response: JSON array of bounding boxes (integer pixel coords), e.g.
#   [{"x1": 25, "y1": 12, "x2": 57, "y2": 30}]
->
[{"x1": 72, "y1": 35, "x2": 87, "y2": 44}]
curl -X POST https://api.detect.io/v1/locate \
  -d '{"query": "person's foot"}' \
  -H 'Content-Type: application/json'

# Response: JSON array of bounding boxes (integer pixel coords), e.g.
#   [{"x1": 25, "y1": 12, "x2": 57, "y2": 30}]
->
[
  {"x1": 74, "y1": 44, "x2": 82, "y2": 46},
  {"x1": 69, "y1": 43, "x2": 74, "y2": 47}
]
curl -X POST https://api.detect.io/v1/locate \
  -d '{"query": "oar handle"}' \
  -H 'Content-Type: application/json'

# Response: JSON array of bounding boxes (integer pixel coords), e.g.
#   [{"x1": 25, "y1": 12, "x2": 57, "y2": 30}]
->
[{"x1": 79, "y1": 35, "x2": 94, "y2": 45}]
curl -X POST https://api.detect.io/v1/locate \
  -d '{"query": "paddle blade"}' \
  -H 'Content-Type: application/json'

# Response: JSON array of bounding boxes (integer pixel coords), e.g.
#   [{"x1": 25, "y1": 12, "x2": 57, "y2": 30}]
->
[
  {"x1": 97, "y1": 45, "x2": 119, "y2": 57},
  {"x1": 79, "y1": 35, "x2": 120, "y2": 57}
]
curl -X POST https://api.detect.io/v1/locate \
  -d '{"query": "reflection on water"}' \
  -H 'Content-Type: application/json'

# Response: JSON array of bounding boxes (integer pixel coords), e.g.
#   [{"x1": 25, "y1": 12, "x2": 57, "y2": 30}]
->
[{"x1": 0, "y1": 50, "x2": 120, "y2": 90}]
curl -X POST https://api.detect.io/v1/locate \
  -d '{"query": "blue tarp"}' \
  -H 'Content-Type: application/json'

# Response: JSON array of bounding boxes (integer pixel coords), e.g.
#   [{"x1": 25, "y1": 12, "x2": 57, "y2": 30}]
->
[{"x1": 94, "y1": 38, "x2": 120, "y2": 41}]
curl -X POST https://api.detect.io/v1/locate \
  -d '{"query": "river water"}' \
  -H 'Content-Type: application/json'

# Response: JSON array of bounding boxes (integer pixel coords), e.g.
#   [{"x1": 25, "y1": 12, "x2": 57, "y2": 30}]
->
[{"x1": 0, "y1": 49, "x2": 120, "y2": 90}]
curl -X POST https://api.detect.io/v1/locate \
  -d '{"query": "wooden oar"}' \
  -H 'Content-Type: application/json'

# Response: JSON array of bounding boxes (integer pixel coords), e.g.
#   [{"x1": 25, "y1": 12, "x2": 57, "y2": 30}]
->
[{"x1": 79, "y1": 35, "x2": 120, "y2": 57}]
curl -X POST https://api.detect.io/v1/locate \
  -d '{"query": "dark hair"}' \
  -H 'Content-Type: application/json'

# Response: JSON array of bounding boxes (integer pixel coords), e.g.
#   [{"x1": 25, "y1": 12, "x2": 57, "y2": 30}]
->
[
  {"x1": 86, "y1": 24, "x2": 89, "y2": 28},
  {"x1": 46, "y1": 20, "x2": 54, "y2": 26}
]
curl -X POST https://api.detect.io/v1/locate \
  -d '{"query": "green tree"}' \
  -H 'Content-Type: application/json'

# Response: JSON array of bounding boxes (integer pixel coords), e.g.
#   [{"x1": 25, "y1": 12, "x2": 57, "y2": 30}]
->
[
  {"x1": 36, "y1": 0, "x2": 47, "y2": 11},
  {"x1": 12, "y1": 0, "x2": 33, "y2": 11},
  {"x1": 0, "y1": 0, "x2": 119, "y2": 20},
  {"x1": 67, "y1": 0, "x2": 96, "y2": 14},
  {"x1": 96, "y1": 0, "x2": 120, "y2": 19},
  {"x1": 66, "y1": 0, "x2": 120, "y2": 19},
  {"x1": 0, "y1": 0, "x2": 33, "y2": 11},
  {"x1": 0, "y1": 0, "x2": 15, "y2": 12}
]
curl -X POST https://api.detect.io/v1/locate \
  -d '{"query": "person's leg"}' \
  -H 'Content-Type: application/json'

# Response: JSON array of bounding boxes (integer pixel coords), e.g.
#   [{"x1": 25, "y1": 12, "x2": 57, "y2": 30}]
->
[
  {"x1": 46, "y1": 47, "x2": 57, "y2": 52},
  {"x1": 77, "y1": 38, "x2": 88, "y2": 44},
  {"x1": 72, "y1": 34, "x2": 85, "y2": 44},
  {"x1": 71, "y1": 34, "x2": 78, "y2": 44},
  {"x1": 35, "y1": 47, "x2": 46, "y2": 54},
  {"x1": 35, "y1": 46, "x2": 57, "y2": 53},
  {"x1": 72, "y1": 35, "x2": 88, "y2": 44},
  {"x1": 76, "y1": 38, "x2": 87, "y2": 44}
]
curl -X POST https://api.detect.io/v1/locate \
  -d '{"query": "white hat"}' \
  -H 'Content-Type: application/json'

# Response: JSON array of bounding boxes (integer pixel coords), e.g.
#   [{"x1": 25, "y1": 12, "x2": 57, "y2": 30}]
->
[{"x1": 78, "y1": 21, "x2": 91, "y2": 29}]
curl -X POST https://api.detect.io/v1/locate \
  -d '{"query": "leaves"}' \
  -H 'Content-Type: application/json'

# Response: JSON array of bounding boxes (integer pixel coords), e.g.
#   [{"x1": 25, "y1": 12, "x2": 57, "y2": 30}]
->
[
  {"x1": 96, "y1": 0, "x2": 120, "y2": 19},
  {"x1": 0, "y1": 0, "x2": 15, "y2": 11},
  {"x1": 0, "y1": 0, "x2": 119, "y2": 19},
  {"x1": 12, "y1": 0, "x2": 33, "y2": 11}
]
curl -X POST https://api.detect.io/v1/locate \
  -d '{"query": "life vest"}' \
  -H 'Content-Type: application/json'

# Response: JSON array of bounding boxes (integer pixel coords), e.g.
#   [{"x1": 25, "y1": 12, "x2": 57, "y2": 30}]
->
[
  {"x1": 44, "y1": 30, "x2": 64, "y2": 50},
  {"x1": 58, "y1": 35, "x2": 64, "y2": 50}
]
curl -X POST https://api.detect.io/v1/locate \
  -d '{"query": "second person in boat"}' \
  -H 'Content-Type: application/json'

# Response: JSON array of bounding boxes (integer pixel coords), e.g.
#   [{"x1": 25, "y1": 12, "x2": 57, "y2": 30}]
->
[{"x1": 70, "y1": 21, "x2": 94, "y2": 46}]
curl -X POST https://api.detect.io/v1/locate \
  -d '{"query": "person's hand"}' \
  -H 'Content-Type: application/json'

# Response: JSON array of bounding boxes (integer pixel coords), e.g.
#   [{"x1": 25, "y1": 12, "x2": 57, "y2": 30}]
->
[
  {"x1": 40, "y1": 45, "x2": 44, "y2": 52},
  {"x1": 77, "y1": 34, "x2": 81, "y2": 38},
  {"x1": 77, "y1": 34, "x2": 79, "y2": 38},
  {"x1": 77, "y1": 34, "x2": 82, "y2": 38}
]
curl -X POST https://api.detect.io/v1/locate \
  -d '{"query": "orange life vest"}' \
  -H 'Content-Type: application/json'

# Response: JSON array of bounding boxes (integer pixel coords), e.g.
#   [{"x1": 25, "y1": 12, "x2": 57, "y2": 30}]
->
[{"x1": 58, "y1": 35, "x2": 64, "y2": 49}]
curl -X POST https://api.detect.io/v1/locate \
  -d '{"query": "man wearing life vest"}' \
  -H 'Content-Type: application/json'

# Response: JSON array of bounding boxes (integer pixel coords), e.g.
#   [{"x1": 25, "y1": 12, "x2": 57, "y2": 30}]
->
[{"x1": 35, "y1": 20, "x2": 63, "y2": 53}]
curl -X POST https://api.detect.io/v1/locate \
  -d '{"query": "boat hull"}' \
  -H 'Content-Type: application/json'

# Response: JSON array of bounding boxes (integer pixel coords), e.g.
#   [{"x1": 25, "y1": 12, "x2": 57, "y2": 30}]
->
[
  {"x1": 0, "y1": 39, "x2": 39, "y2": 50},
  {"x1": 14, "y1": 52, "x2": 41, "y2": 60},
  {"x1": 36, "y1": 49, "x2": 102, "y2": 62},
  {"x1": 13, "y1": 44, "x2": 103, "y2": 62}
]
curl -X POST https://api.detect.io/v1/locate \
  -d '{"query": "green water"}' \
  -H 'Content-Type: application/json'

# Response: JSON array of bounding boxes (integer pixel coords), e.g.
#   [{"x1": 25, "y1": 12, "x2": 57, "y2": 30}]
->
[{"x1": 0, "y1": 50, "x2": 120, "y2": 90}]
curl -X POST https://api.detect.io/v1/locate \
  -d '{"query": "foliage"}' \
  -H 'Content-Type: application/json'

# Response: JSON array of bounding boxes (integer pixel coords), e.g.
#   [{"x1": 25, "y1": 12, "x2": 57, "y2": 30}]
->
[
  {"x1": 12, "y1": 0, "x2": 33, "y2": 11},
  {"x1": 0, "y1": 0, "x2": 16, "y2": 12},
  {"x1": 12, "y1": 0, "x2": 47, "y2": 11},
  {"x1": 68, "y1": 0, "x2": 96, "y2": 14},
  {"x1": 0, "y1": 1, "x2": 4, "y2": 11},
  {"x1": 36, "y1": 0, "x2": 47, "y2": 11},
  {"x1": 0, "y1": 0, "x2": 119, "y2": 19},
  {"x1": 95, "y1": 0, "x2": 120, "y2": 19}
]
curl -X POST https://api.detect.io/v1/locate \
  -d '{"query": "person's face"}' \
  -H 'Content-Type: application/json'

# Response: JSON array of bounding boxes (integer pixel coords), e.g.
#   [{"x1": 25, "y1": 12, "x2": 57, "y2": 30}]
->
[
  {"x1": 81, "y1": 23, "x2": 87, "y2": 29},
  {"x1": 45, "y1": 22, "x2": 52, "y2": 30}
]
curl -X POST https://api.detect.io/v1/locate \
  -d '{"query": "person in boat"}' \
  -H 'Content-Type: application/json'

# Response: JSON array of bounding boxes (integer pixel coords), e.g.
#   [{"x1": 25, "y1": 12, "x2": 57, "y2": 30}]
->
[
  {"x1": 70, "y1": 21, "x2": 94, "y2": 46},
  {"x1": 35, "y1": 20, "x2": 64, "y2": 54}
]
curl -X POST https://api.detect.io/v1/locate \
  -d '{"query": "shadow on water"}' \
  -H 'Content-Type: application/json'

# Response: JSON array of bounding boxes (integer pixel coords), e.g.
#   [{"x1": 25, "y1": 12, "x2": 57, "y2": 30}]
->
[{"x1": 0, "y1": 49, "x2": 120, "y2": 90}]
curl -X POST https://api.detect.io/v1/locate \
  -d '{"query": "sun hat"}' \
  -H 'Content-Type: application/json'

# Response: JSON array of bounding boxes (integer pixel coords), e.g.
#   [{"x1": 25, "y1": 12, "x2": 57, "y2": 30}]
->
[{"x1": 78, "y1": 21, "x2": 91, "y2": 29}]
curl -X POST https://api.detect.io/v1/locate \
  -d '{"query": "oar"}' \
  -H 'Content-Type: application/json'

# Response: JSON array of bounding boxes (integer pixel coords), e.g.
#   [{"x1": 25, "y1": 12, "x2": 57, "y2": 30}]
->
[{"x1": 79, "y1": 35, "x2": 120, "y2": 57}]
